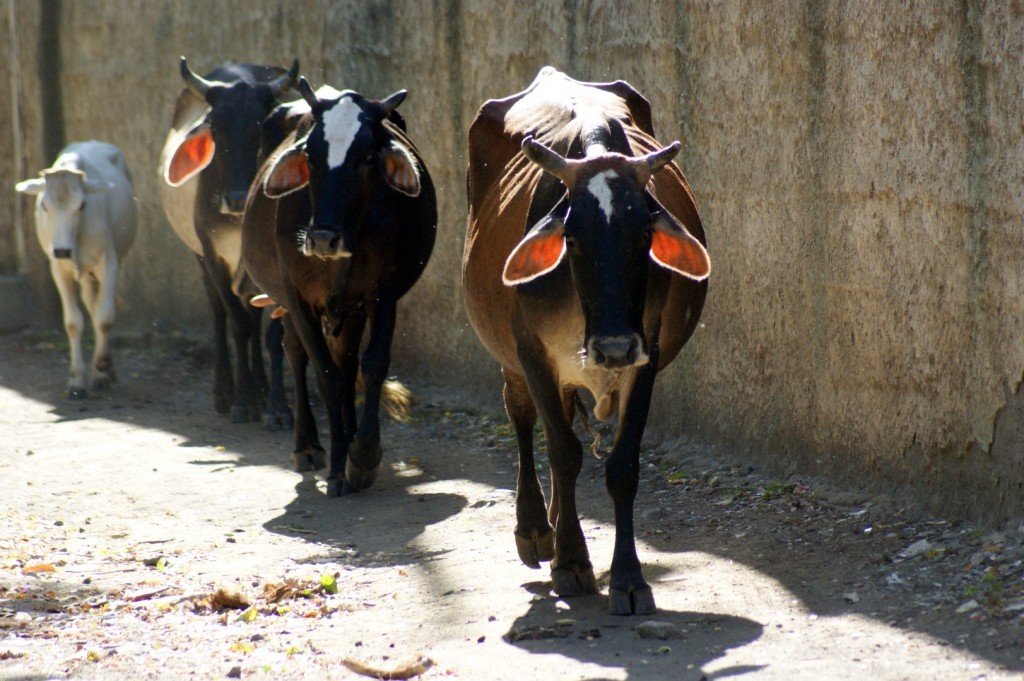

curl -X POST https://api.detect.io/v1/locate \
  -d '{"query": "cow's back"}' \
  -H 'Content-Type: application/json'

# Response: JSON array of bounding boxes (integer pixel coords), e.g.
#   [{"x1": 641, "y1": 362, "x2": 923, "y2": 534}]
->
[{"x1": 59, "y1": 141, "x2": 137, "y2": 260}]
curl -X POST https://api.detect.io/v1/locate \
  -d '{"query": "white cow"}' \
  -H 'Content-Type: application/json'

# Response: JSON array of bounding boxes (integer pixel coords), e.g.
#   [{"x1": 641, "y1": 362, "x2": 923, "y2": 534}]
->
[{"x1": 15, "y1": 141, "x2": 138, "y2": 398}]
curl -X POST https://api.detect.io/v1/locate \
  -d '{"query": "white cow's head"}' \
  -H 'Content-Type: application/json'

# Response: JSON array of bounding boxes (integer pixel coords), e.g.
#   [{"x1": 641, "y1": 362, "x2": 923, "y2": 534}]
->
[{"x1": 16, "y1": 169, "x2": 112, "y2": 261}]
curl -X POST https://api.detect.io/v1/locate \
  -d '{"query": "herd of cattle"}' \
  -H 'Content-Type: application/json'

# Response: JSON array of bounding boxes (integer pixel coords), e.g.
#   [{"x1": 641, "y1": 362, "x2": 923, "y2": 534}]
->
[{"x1": 14, "y1": 61, "x2": 710, "y2": 616}]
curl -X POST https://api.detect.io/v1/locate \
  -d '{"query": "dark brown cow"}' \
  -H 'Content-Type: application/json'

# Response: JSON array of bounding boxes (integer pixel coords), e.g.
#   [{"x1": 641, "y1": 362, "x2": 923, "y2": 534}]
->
[
  {"x1": 463, "y1": 67, "x2": 710, "y2": 615},
  {"x1": 242, "y1": 80, "x2": 436, "y2": 495},
  {"x1": 159, "y1": 58, "x2": 298, "y2": 429}
]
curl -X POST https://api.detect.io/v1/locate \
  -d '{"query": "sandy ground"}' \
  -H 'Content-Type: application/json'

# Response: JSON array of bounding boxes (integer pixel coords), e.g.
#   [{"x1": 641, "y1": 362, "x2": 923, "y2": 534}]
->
[{"x1": 1, "y1": 329, "x2": 1022, "y2": 680}]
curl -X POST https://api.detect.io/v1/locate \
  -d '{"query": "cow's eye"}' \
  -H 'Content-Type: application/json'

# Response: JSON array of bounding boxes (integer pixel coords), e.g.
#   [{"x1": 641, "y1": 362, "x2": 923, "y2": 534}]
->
[{"x1": 364, "y1": 153, "x2": 377, "y2": 164}]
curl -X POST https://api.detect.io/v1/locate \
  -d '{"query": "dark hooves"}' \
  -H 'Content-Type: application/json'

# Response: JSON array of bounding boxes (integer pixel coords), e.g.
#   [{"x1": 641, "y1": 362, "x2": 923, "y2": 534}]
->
[
  {"x1": 325, "y1": 477, "x2": 358, "y2": 498},
  {"x1": 263, "y1": 409, "x2": 294, "y2": 432},
  {"x1": 515, "y1": 528, "x2": 555, "y2": 568},
  {"x1": 292, "y1": 448, "x2": 326, "y2": 472},
  {"x1": 608, "y1": 585, "x2": 656, "y2": 616},
  {"x1": 551, "y1": 565, "x2": 598, "y2": 597}
]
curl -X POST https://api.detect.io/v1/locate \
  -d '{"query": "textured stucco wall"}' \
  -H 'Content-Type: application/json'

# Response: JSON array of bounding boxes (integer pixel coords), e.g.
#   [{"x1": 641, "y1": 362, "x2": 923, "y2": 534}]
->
[{"x1": 3, "y1": 0, "x2": 1022, "y2": 524}]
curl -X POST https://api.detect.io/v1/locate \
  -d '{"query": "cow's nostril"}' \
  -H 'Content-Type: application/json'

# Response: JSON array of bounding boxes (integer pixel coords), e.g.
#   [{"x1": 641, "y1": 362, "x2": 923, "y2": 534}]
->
[{"x1": 52, "y1": 248, "x2": 72, "y2": 259}]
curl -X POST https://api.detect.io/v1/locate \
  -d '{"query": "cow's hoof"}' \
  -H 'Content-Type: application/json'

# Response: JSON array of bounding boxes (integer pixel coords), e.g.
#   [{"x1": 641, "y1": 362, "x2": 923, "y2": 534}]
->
[
  {"x1": 66, "y1": 386, "x2": 87, "y2": 400},
  {"x1": 292, "y1": 447, "x2": 326, "y2": 472},
  {"x1": 91, "y1": 375, "x2": 112, "y2": 392},
  {"x1": 230, "y1": 404, "x2": 261, "y2": 424},
  {"x1": 344, "y1": 440, "x2": 381, "y2": 491},
  {"x1": 515, "y1": 528, "x2": 555, "y2": 568},
  {"x1": 609, "y1": 585, "x2": 656, "y2": 616},
  {"x1": 263, "y1": 407, "x2": 293, "y2": 432},
  {"x1": 213, "y1": 395, "x2": 231, "y2": 415},
  {"x1": 343, "y1": 462, "x2": 378, "y2": 491},
  {"x1": 551, "y1": 565, "x2": 598, "y2": 597},
  {"x1": 325, "y1": 477, "x2": 357, "y2": 497}
]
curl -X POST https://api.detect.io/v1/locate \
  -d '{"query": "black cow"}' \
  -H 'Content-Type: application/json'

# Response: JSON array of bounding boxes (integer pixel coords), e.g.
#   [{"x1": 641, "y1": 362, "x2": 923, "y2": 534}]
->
[
  {"x1": 159, "y1": 58, "x2": 298, "y2": 429},
  {"x1": 463, "y1": 67, "x2": 710, "y2": 614},
  {"x1": 242, "y1": 80, "x2": 437, "y2": 494}
]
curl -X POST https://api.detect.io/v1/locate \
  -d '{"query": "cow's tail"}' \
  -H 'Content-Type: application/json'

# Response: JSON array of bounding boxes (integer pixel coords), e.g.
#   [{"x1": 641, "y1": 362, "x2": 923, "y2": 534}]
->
[{"x1": 355, "y1": 371, "x2": 412, "y2": 423}]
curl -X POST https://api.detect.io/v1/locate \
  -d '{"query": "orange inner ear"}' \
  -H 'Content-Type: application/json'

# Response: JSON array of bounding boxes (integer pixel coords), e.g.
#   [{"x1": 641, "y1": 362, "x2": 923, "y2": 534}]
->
[
  {"x1": 383, "y1": 150, "x2": 420, "y2": 196},
  {"x1": 265, "y1": 153, "x2": 310, "y2": 197},
  {"x1": 651, "y1": 228, "x2": 710, "y2": 280},
  {"x1": 167, "y1": 129, "x2": 214, "y2": 186},
  {"x1": 504, "y1": 229, "x2": 566, "y2": 284}
]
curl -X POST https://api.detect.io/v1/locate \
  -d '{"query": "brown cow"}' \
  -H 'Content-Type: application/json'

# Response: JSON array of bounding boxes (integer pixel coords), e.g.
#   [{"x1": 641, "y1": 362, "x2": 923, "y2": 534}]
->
[{"x1": 463, "y1": 67, "x2": 710, "y2": 615}]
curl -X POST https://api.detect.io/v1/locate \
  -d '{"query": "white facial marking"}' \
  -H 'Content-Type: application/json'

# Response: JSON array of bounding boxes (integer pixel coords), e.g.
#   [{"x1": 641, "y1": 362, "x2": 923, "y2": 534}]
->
[
  {"x1": 322, "y1": 97, "x2": 363, "y2": 170},
  {"x1": 587, "y1": 169, "x2": 617, "y2": 221}
]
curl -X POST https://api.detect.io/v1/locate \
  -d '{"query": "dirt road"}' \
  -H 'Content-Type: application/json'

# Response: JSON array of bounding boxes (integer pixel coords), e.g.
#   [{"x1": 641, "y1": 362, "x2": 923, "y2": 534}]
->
[{"x1": 1, "y1": 330, "x2": 1022, "y2": 680}]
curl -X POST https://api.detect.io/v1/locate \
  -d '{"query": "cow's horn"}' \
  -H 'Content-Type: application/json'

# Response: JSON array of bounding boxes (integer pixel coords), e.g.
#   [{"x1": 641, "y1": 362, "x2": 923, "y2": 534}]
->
[
  {"x1": 380, "y1": 90, "x2": 407, "y2": 115},
  {"x1": 298, "y1": 77, "x2": 318, "y2": 110},
  {"x1": 641, "y1": 141, "x2": 681, "y2": 174},
  {"x1": 522, "y1": 136, "x2": 569, "y2": 178},
  {"x1": 268, "y1": 59, "x2": 300, "y2": 98},
  {"x1": 179, "y1": 56, "x2": 215, "y2": 96}
]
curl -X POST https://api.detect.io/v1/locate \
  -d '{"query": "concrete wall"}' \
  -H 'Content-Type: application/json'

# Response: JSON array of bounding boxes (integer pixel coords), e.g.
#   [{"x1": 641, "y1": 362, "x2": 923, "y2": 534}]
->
[{"x1": 2, "y1": 0, "x2": 1022, "y2": 525}]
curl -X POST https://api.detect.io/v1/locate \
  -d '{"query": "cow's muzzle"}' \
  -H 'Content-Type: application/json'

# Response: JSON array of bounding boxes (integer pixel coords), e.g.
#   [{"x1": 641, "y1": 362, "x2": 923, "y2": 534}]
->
[
  {"x1": 52, "y1": 248, "x2": 73, "y2": 260},
  {"x1": 302, "y1": 228, "x2": 352, "y2": 260},
  {"x1": 219, "y1": 190, "x2": 248, "y2": 215},
  {"x1": 586, "y1": 333, "x2": 648, "y2": 369}
]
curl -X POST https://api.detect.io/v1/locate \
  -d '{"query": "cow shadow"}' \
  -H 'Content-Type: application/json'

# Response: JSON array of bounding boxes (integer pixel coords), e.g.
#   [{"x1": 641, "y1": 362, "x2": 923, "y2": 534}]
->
[{"x1": 505, "y1": 576, "x2": 763, "y2": 680}]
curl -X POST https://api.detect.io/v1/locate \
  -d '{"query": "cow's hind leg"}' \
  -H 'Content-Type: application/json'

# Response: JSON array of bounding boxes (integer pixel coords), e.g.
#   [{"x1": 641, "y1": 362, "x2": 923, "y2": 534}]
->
[
  {"x1": 282, "y1": 316, "x2": 325, "y2": 472},
  {"x1": 263, "y1": 317, "x2": 293, "y2": 432},
  {"x1": 346, "y1": 305, "x2": 386, "y2": 492},
  {"x1": 503, "y1": 369, "x2": 554, "y2": 568}
]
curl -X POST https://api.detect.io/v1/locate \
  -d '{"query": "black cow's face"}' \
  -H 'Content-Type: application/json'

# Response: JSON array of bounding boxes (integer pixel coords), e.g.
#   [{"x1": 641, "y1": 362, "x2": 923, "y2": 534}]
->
[
  {"x1": 262, "y1": 84, "x2": 421, "y2": 260},
  {"x1": 202, "y1": 82, "x2": 279, "y2": 215},
  {"x1": 505, "y1": 137, "x2": 709, "y2": 370},
  {"x1": 563, "y1": 165, "x2": 656, "y2": 368}
]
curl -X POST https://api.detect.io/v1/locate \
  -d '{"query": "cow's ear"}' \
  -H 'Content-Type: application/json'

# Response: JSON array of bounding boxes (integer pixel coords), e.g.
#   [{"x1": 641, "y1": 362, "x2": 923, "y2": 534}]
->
[
  {"x1": 264, "y1": 148, "x2": 309, "y2": 198},
  {"x1": 502, "y1": 219, "x2": 566, "y2": 286},
  {"x1": 650, "y1": 213, "x2": 710, "y2": 281},
  {"x1": 166, "y1": 125, "x2": 214, "y2": 187},
  {"x1": 15, "y1": 178, "x2": 45, "y2": 195},
  {"x1": 382, "y1": 142, "x2": 420, "y2": 197}
]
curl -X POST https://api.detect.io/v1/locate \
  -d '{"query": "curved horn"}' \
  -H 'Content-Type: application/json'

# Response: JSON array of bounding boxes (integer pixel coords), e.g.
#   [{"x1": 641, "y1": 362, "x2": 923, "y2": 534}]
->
[
  {"x1": 268, "y1": 58, "x2": 300, "y2": 98},
  {"x1": 627, "y1": 140, "x2": 681, "y2": 187},
  {"x1": 380, "y1": 90, "x2": 408, "y2": 115},
  {"x1": 640, "y1": 141, "x2": 681, "y2": 174},
  {"x1": 521, "y1": 136, "x2": 569, "y2": 179},
  {"x1": 179, "y1": 56, "x2": 215, "y2": 97},
  {"x1": 298, "y1": 77, "x2": 318, "y2": 110}
]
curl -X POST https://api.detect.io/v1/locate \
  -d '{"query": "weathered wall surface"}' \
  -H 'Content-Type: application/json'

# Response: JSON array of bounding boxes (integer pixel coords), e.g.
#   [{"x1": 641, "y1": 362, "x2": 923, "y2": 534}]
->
[{"x1": 2, "y1": 0, "x2": 1022, "y2": 525}]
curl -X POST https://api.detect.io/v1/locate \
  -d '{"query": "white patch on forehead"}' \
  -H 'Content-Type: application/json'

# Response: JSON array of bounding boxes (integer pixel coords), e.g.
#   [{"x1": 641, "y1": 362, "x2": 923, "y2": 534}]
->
[
  {"x1": 322, "y1": 97, "x2": 363, "y2": 170},
  {"x1": 586, "y1": 169, "x2": 618, "y2": 221}
]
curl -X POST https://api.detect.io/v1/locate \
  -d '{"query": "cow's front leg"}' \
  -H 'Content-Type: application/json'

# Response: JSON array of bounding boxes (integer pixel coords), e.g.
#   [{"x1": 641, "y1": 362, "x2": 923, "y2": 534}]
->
[
  {"x1": 86, "y1": 257, "x2": 118, "y2": 391},
  {"x1": 51, "y1": 262, "x2": 87, "y2": 398},
  {"x1": 503, "y1": 368, "x2": 554, "y2": 567},
  {"x1": 346, "y1": 304, "x2": 387, "y2": 492},
  {"x1": 198, "y1": 258, "x2": 233, "y2": 414},
  {"x1": 605, "y1": 362, "x2": 658, "y2": 615},
  {"x1": 519, "y1": 348, "x2": 596, "y2": 597},
  {"x1": 281, "y1": 315, "x2": 324, "y2": 472}
]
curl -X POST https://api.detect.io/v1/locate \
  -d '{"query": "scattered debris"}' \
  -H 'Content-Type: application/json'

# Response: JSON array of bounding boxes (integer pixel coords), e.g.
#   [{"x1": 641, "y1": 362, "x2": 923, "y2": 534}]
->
[
  {"x1": 635, "y1": 621, "x2": 683, "y2": 640},
  {"x1": 342, "y1": 654, "x2": 435, "y2": 679}
]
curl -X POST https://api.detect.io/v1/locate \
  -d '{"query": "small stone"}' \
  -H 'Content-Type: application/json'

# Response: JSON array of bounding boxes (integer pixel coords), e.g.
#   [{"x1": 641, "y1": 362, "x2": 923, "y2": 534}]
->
[
  {"x1": 900, "y1": 539, "x2": 932, "y2": 559},
  {"x1": 635, "y1": 621, "x2": 682, "y2": 640},
  {"x1": 956, "y1": 600, "x2": 980, "y2": 614},
  {"x1": 226, "y1": 666, "x2": 242, "y2": 678}
]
